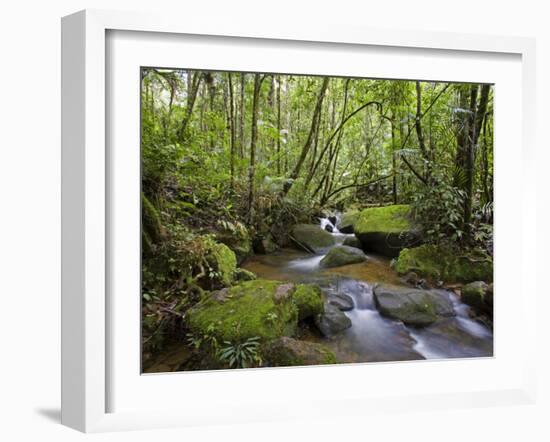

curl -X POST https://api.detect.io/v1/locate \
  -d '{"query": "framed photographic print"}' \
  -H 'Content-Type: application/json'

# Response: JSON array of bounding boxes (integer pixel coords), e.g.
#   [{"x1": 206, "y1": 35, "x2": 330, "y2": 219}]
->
[{"x1": 62, "y1": 9, "x2": 537, "y2": 432}]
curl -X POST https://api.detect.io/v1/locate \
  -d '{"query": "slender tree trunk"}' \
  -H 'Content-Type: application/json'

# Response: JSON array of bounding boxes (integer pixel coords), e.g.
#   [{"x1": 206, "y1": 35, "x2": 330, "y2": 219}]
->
[
  {"x1": 276, "y1": 76, "x2": 282, "y2": 175},
  {"x1": 282, "y1": 77, "x2": 330, "y2": 195},
  {"x1": 178, "y1": 71, "x2": 203, "y2": 142},
  {"x1": 227, "y1": 73, "x2": 236, "y2": 190},
  {"x1": 239, "y1": 73, "x2": 246, "y2": 159},
  {"x1": 247, "y1": 74, "x2": 263, "y2": 223}
]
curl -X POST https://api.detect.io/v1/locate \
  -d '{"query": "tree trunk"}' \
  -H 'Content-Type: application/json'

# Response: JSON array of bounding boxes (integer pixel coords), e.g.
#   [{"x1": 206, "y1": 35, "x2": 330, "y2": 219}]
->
[
  {"x1": 282, "y1": 77, "x2": 330, "y2": 195},
  {"x1": 247, "y1": 74, "x2": 263, "y2": 223},
  {"x1": 227, "y1": 73, "x2": 236, "y2": 190},
  {"x1": 177, "y1": 71, "x2": 203, "y2": 142}
]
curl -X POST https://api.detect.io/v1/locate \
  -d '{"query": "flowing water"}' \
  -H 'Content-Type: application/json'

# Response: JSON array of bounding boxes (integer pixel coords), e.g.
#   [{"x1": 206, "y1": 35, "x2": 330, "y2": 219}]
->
[{"x1": 242, "y1": 215, "x2": 493, "y2": 363}]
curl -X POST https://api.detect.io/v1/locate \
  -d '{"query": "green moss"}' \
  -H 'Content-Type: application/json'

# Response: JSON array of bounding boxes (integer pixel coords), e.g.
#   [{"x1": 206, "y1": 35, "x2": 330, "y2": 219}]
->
[
  {"x1": 187, "y1": 280, "x2": 299, "y2": 343},
  {"x1": 141, "y1": 192, "x2": 163, "y2": 243},
  {"x1": 319, "y1": 245, "x2": 367, "y2": 268},
  {"x1": 216, "y1": 226, "x2": 252, "y2": 264},
  {"x1": 263, "y1": 337, "x2": 337, "y2": 367},
  {"x1": 233, "y1": 268, "x2": 257, "y2": 282},
  {"x1": 339, "y1": 210, "x2": 360, "y2": 229},
  {"x1": 292, "y1": 284, "x2": 324, "y2": 321},
  {"x1": 206, "y1": 242, "x2": 237, "y2": 288},
  {"x1": 291, "y1": 224, "x2": 336, "y2": 251},
  {"x1": 462, "y1": 281, "x2": 488, "y2": 310},
  {"x1": 354, "y1": 205, "x2": 412, "y2": 234},
  {"x1": 395, "y1": 245, "x2": 493, "y2": 283}
]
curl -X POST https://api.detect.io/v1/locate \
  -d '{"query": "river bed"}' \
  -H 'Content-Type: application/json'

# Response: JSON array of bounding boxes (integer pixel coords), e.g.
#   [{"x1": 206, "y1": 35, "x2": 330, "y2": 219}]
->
[{"x1": 242, "y1": 218, "x2": 493, "y2": 364}]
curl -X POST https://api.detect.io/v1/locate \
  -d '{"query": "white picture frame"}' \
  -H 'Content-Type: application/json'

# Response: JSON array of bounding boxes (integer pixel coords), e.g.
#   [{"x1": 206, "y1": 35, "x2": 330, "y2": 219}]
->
[{"x1": 61, "y1": 9, "x2": 537, "y2": 433}]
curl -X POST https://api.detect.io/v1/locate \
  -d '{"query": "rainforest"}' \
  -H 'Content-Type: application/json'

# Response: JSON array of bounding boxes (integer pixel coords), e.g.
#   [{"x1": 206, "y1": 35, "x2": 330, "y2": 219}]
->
[{"x1": 140, "y1": 68, "x2": 494, "y2": 372}]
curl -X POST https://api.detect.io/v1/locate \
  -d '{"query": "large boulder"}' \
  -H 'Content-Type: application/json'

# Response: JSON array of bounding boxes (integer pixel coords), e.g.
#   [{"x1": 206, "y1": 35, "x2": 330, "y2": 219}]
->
[
  {"x1": 290, "y1": 224, "x2": 336, "y2": 252},
  {"x1": 354, "y1": 205, "x2": 421, "y2": 257},
  {"x1": 373, "y1": 284, "x2": 455, "y2": 327},
  {"x1": 314, "y1": 303, "x2": 352, "y2": 337},
  {"x1": 342, "y1": 236, "x2": 362, "y2": 249},
  {"x1": 263, "y1": 337, "x2": 337, "y2": 367},
  {"x1": 202, "y1": 242, "x2": 237, "y2": 289},
  {"x1": 338, "y1": 210, "x2": 360, "y2": 234},
  {"x1": 328, "y1": 293, "x2": 354, "y2": 311},
  {"x1": 292, "y1": 284, "x2": 324, "y2": 321},
  {"x1": 187, "y1": 280, "x2": 299, "y2": 342},
  {"x1": 395, "y1": 244, "x2": 493, "y2": 283},
  {"x1": 319, "y1": 245, "x2": 367, "y2": 268},
  {"x1": 462, "y1": 281, "x2": 492, "y2": 313},
  {"x1": 216, "y1": 224, "x2": 252, "y2": 264}
]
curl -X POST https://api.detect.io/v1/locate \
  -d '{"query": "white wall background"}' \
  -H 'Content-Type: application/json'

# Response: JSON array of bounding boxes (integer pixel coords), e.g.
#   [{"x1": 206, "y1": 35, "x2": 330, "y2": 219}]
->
[{"x1": 0, "y1": 1, "x2": 547, "y2": 440}]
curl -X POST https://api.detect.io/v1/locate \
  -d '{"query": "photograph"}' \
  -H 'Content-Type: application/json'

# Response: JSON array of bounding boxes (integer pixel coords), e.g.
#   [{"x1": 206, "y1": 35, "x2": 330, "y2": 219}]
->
[{"x1": 140, "y1": 68, "x2": 494, "y2": 373}]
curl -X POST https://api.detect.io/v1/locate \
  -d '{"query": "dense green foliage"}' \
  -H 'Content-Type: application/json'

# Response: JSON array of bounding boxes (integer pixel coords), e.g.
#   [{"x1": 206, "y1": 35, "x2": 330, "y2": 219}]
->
[{"x1": 140, "y1": 67, "x2": 494, "y2": 368}]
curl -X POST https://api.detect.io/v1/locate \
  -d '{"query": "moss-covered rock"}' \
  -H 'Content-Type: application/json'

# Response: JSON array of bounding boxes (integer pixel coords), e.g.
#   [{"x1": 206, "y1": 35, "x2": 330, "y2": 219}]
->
[
  {"x1": 292, "y1": 284, "x2": 324, "y2": 321},
  {"x1": 342, "y1": 236, "x2": 362, "y2": 249},
  {"x1": 338, "y1": 210, "x2": 360, "y2": 234},
  {"x1": 233, "y1": 268, "x2": 257, "y2": 282},
  {"x1": 314, "y1": 303, "x2": 352, "y2": 337},
  {"x1": 395, "y1": 244, "x2": 493, "y2": 283},
  {"x1": 354, "y1": 205, "x2": 421, "y2": 257},
  {"x1": 203, "y1": 242, "x2": 237, "y2": 289},
  {"x1": 290, "y1": 224, "x2": 336, "y2": 253},
  {"x1": 216, "y1": 225, "x2": 252, "y2": 264},
  {"x1": 141, "y1": 192, "x2": 164, "y2": 255},
  {"x1": 263, "y1": 337, "x2": 337, "y2": 367},
  {"x1": 188, "y1": 280, "x2": 299, "y2": 343},
  {"x1": 462, "y1": 281, "x2": 490, "y2": 311},
  {"x1": 373, "y1": 284, "x2": 455, "y2": 327},
  {"x1": 319, "y1": 245, "x2": 367, "y2": 268}
]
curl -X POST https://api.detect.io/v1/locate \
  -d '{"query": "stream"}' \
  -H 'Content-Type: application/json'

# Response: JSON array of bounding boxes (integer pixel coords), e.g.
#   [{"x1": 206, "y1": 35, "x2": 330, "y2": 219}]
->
[{"x1": 242, "y1": 215, "x2": 493, "y2": 363}]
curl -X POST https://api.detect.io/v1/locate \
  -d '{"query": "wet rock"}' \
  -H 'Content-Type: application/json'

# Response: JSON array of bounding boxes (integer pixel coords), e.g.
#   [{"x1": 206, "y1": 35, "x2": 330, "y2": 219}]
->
[
  {"x1": 315, "y1": 303, "x2": 352, "y2": 337},
  {"x1": 329, "y1": 293, "x2": 354, "y2": 311},
  {"x1": 462, "y1": 281, "x2": 491, "y2": 313},
  {"x1": 328, "y1": 215, "x2": 338, "y2": 226},
  {"x1": 188, "y1": 280, "x2": 299, "y2": 342},
  {"x1": 319, "y1": 245, "x2": 367, "y2": 268},
  {"x1": 324, "y1": 224, "x2": 334, "y2": 233},
  {"x1": 338, "y1": 210, "x2": 359, "y2": 234},
  {"x1": 373, "y1": 284, "x2": 455, "y2": 327},
  {"x1": 395, "y1": 244, "x2": 493, "y2": 283},
  {"x1": 253, "y1": 235, "x2": 278, "y2": 254},
  {"x1": 292, "y1": 284, "x2": 324, "y2": 320},
  {"x1": 290, "y1": 224, "x2": 336, "y2": 253},
  {"x1": 342, "y1": 236, "x2": 362, "y2": 249},
  {"x1": 354, "y1": 205, "x2": 422, "y2": 258},
  {"x1": 263, "y1": 337, "x2": 337, "y2": 366}
]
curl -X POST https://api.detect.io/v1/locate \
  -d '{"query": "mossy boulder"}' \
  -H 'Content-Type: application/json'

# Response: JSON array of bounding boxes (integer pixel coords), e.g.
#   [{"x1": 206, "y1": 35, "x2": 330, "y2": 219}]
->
[
  {"x1": 216, "y1": 225, "x2": 252, "y2": 264},
  {"x1": 338, "y1": 210, "x2": 360, "y2": 234},
  {"x1": 342, "y1": 236, "x2": 362, "y2": 249},
  {"x1": 187, "y1": 280, "x2": 299, "y2": 343},
  {"x1": 203, "y1": 242, "x2": 237, "y2": 289},
  {"x1": 319, "y1": 245, "x2": 367, "y2": 268},
  {"x1": 395, "y1": 244, "x2": 493, "y2": 283},
  {"x1": 290, "y1": 224, "x2": 336, "y2": 252},
  {"x1": 233, "y1": 268, "x2": 257, "y2": 282},
  {"x1": 292, "y1": 284, "x2": 324, "y2": 321},
  {"x1": 373, "y1": 284, "x2": 455, "y2": 327},
  {"x1": 354, "y1": 205, "x2": 421, "y2": 257},
  {"x1": 263, "y1": 337, "x2": 337, "y2": 367},
  {"x1": 462, "y1": 281, "x2": 491, "y2": 313},
  {"x1": 314, "y1": 303, "x2": 352, "y2": 337}
]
